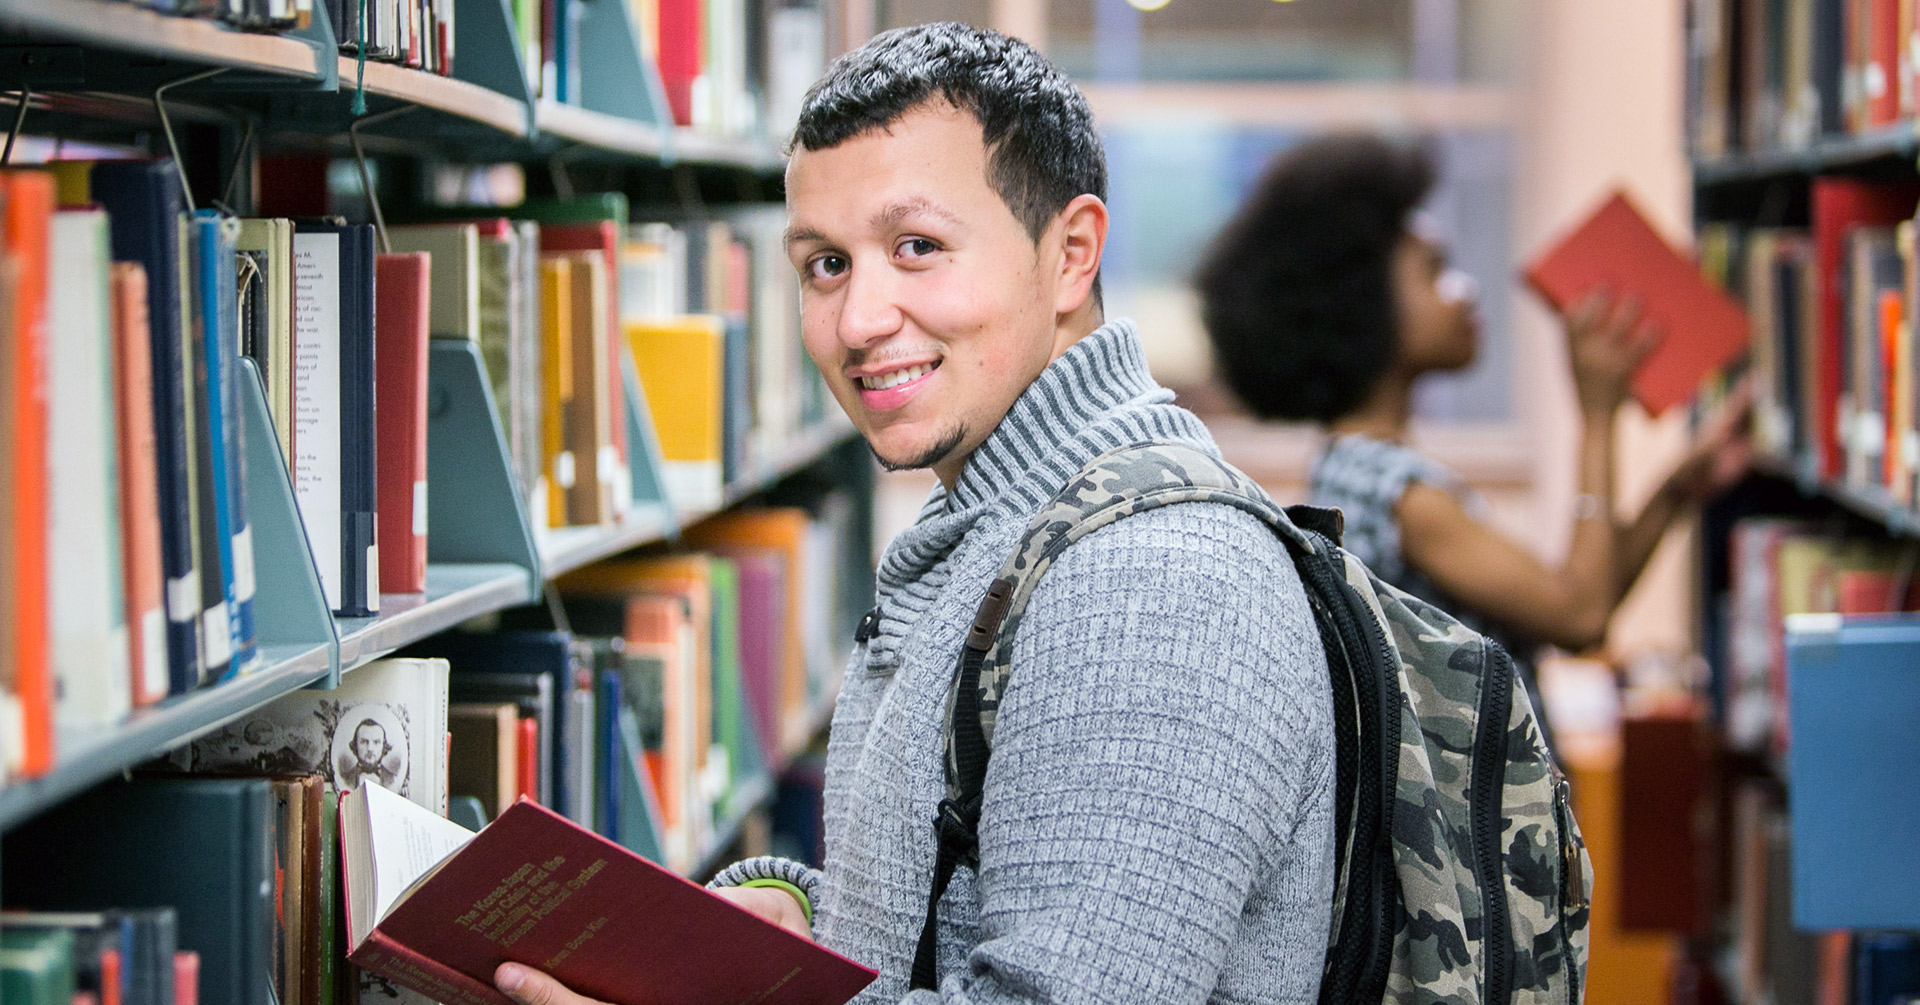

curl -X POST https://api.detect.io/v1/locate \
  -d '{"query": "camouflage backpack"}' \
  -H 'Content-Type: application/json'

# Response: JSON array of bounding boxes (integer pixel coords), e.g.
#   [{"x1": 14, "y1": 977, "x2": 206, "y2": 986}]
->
[{"x1": 908, "y1": 442, "x2": 1593, "y2": 1005}]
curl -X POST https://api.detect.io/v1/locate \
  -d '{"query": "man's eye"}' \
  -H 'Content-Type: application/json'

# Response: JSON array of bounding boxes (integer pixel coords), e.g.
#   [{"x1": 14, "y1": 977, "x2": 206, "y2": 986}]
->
[
  {"x1": 897, "y1": 238, "x2": 939, "y2": 259},
  {"x1": 808, "y1": 255, "x2": 849, "y2": 280}
]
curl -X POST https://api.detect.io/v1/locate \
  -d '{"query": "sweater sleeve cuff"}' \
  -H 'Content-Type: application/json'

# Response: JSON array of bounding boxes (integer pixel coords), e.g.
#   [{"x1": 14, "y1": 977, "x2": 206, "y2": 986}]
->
[{"x1": 705, "y1": 856, "x2": 823, "y2": 906}]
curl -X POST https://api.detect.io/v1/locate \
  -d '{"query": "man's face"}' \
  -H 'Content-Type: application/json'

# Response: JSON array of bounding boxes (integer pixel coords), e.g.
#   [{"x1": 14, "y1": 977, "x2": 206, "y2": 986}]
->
[
  {"x1": 785, "y1": 101, "x2": 1071, "y2": 482},
  {"x1": 354, "y1": 724, "x2": 384, "y2": 767}
]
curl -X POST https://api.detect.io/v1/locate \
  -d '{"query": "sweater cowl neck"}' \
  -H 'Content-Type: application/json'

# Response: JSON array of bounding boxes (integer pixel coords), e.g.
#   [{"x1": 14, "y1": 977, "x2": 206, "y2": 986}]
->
[{"x1": 864, "y1": 318, "x2": 1214, "y2": 672}]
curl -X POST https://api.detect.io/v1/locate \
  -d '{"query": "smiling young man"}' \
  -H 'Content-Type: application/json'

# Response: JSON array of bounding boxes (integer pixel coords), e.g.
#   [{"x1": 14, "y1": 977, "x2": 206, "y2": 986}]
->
[{"x1": 495, "y1": 21, "x2": 1335, "y2": 1004}]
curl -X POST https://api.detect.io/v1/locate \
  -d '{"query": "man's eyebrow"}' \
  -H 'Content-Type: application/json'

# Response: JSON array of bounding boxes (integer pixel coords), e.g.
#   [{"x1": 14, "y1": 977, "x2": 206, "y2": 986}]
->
[
  {"x1": 785, "y1": 225, "x2": 827, "y2": 246},
  {"x1": 874, "y1": 198, "x2": 962, "y2": 231}
]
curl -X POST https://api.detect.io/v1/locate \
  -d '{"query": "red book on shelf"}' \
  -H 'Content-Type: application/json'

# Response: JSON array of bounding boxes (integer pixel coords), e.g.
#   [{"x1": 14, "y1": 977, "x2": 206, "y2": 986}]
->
[
  {"x1": 112, "y1": 262, "x2": 169, "y2": 708},
  {"x1": 515, "y1": 716, "x2": 538, "y2": 804},
  {"x1": 375, "y1": 252, "x2": 432, "y2": 594},
  {"x1": 1811, "y1": 179, "x2": 1920, "y2": 480},
  {"x1": 1525, "y1": 189, "x2": 1751, "y2": 416},
  {"x1": 3, "y1": 171, "x2": 55, "y2": 777},
  {"x1": 656, "y1": 0, "x2": 702, "y2": 126},
  {"x1": 1868, "y1": 0, "x2": 1904, "y2": 126},
  {"x1": 342, "y1": 784, "x2": 876, "y2": 1005}
]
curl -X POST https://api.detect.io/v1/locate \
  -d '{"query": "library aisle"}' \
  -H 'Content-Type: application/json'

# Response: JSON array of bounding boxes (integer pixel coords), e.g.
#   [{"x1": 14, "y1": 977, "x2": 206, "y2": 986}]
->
[{"x1": 1, "y1": 1, "x2": 1916, "y2": 1004}]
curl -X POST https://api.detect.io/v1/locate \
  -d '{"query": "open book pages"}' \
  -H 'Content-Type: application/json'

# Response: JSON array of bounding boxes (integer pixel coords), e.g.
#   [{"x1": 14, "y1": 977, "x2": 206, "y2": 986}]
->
[{"x1": 342, "y1": 780, "x2": 475, "y2": 950}]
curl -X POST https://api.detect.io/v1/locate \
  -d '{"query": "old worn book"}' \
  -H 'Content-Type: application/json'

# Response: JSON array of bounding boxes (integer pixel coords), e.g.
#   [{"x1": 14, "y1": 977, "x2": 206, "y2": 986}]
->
[{"x1": 341, "y1": 782, "x2": 874, "y2": 1005}]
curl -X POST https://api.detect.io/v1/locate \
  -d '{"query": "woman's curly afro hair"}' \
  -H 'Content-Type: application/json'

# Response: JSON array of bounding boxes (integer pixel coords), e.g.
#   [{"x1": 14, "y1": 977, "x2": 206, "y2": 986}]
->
[{"x1": 1194, "y1": 134, "x2": 1436, "y2": 422}]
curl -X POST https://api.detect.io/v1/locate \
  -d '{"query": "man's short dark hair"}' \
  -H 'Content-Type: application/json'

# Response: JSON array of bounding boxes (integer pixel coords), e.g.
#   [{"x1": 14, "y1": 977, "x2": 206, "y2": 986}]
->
[
  {"x1": 793, "y1": 21, "x2": 1107, "y2": 248},
  {"x1": 1195, "y1": 134, "x2": 1436, "y2": 422}
]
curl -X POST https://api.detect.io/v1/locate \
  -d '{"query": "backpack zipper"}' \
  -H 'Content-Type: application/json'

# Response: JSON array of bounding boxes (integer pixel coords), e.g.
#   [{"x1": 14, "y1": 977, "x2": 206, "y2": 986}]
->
[{"x1": 1475, "y1": 646, "x2": 1516, "y2": 1005}]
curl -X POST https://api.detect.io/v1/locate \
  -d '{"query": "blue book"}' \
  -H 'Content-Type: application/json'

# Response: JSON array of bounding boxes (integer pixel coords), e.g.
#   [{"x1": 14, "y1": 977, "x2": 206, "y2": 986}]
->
[
  {"x1": 596, "y1": 665, "x2": 623, "y2": 844},
  {"x1": 90, "y1": 161, "x2": 202, "y2": 692},
  {"x1": 1857, "y1": 933, "x2": 1920, "y2": 1005},
  {"x1": 182, "y1": 218, "x2": 233, "y2": 680},
  {"x1": 401, "y1": 630, "x2": 585, "y2": 823},
  {"x1": 1786, "y1": 613, "x2": 1920, "y2": 930},
  {"x1": 195, "y1": 211, "x2": 257, "y2": 674},
  {"x1": 3, "y1": 778, "x2": 275, "y2": 1005}
]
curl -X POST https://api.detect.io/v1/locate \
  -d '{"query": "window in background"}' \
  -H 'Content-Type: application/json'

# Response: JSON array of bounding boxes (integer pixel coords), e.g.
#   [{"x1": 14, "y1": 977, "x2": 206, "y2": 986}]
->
[{"x1": 868, "y1": 0, "x2": 1530, "y2": 426}]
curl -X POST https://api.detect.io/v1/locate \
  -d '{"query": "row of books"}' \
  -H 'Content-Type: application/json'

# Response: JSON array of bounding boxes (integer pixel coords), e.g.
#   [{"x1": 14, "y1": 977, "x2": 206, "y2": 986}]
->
[
  {"x1": 1700, "y1": 179, "x2": 1920, "y2": 497},
  {"x1": 1724, "y1": 516, "x2": 1918, "y2": 757},
  {"x1": 638, "y1": 0, "x2": 825, "y2": 137},
  {"x1": 1723, "y1": 781, "x2": 1920, "y2": 1005},
  {"x1": 2, "y1": 491, "x2": 859, "y2": 1005},
  {"x1": 1687, "y1": 0, "x2": 1920, "y2": 156},
  {"x1": 4, "y1": 899, "x2": 202, "y2": 1005},
  {"x1": 0, "y1": 157, "x2": 832, "y2": 785}
]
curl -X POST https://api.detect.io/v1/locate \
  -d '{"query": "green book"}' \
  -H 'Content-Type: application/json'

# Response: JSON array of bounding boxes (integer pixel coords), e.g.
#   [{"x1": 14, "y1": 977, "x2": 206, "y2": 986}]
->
[
  {"x1": 317, "y1": 785, "x2": 338, "y2": 1005},
  {"x1": 1, "y1": 927, "x2": 76, "y2": 1005},
  {"x1": 404, "y1": 193, "x2": 629, "y2": 233},
  {"x1": 705, "y1": 558, "x2": 766, "y2": 814}
]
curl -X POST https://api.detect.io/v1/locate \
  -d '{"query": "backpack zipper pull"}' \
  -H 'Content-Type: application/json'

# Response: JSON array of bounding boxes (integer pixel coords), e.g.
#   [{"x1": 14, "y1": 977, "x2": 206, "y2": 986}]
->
[{"x1": 855, "y1": 606, "x2": 883, "y2": 644}]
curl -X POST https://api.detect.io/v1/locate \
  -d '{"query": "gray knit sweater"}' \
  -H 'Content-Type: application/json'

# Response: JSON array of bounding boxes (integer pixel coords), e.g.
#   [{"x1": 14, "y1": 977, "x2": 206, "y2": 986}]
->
[{"x1": 712, "y1": 319, "x2": 1335, "y2": 1003}]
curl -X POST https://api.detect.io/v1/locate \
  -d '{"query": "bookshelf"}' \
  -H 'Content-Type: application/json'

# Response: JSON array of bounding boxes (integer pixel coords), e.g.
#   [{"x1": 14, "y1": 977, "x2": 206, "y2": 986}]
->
[
  {"x1": 1678, "y1": 0, "x2": 1920, "y2": 997},
  {"x1": 0, "y1": 8, "x2": 862, "y2": 978}
]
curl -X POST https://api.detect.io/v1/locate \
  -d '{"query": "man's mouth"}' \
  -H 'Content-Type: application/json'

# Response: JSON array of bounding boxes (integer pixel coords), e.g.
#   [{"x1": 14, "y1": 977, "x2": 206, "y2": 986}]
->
[{"x1": 859, "y1": 361, "x2": 940, "y2": 390}]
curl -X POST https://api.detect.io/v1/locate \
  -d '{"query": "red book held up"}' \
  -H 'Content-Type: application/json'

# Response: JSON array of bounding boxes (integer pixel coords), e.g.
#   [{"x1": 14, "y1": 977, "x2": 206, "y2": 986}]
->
[
  {"x1": 1523, "y1": 190, "x2": 1750, "y2": 416},
  {"x1": 341, "y1": 782, "x2": 875, "y2": 1005}
]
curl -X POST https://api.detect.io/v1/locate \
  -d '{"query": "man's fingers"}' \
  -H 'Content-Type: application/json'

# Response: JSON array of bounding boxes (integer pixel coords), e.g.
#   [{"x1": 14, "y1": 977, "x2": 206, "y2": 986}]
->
[{"x1": 496, "y1": 963, "x2": 609, "y2": 1005}]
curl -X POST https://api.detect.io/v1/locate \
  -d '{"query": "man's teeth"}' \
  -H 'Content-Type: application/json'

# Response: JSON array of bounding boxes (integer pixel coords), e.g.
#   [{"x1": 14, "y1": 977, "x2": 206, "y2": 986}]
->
[{"x1": 861, "y1": 363, "x2": 934, "y2": 391}]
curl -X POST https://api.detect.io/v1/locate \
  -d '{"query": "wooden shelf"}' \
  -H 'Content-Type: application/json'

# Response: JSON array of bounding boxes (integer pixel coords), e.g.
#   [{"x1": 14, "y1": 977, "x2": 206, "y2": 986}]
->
[
  {"x1": 1693, "y1": 124, "x2": 1920, "y2": 186},
  {"x1": 342, "y1": 56, "x2": 530, "y2": 136},
  {"x1": 535, "y1": 100, "x2": 666, "y2": 158},
  {"x1": 334, "y1": 562, "x2": 537, "y2": 671},
  {"x1": 0, "y1": 0, "x2": 329, "y2": 81},
  {"x1": 0, "y1": 641, "x2": 335, "y2": 832}
]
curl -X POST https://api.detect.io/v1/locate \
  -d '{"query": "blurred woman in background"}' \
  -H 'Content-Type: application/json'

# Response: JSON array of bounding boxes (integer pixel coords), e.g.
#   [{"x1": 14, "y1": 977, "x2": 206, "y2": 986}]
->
[{"x1": 1195, "y1": 133, "x2": 1749, "y2": 740}]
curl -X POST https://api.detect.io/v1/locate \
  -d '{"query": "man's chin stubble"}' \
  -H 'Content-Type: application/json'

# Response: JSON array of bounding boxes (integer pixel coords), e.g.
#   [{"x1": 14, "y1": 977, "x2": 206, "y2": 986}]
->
[{"x1": 872, "y1": 425, "x2": 967, "y2": 473}]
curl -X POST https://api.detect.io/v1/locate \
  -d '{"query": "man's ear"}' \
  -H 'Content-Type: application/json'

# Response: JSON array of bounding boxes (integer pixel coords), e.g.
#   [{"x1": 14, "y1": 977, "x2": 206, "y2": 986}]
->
[{"x1": 1051, "y1": 194, "x2": 1108, "y2": 317}]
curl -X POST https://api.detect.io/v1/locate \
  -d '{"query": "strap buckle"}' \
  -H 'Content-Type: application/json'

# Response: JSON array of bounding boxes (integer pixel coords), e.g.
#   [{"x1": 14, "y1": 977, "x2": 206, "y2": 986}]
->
[
  {"x1": 854, "y1": 606, "x2": 882, "y2": 644},
  {"x1": 934, "y1": 795, "x2": 982, "y2": 863}
]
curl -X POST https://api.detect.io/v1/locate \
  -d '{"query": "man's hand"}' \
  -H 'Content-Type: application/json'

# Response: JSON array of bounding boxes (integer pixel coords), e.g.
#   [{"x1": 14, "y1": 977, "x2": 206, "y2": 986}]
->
[
  {"x1": 711, "y1": 885, "x2": 813, "y2": 939},
  {"x1": 494, "y1": 964, "x2": 610, "y2": 1005}
]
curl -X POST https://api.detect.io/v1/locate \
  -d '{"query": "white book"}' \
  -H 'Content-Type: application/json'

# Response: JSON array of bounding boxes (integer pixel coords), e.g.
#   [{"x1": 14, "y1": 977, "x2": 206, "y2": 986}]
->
[
  {"x1": 292, "y1": 230, "x2": 344, "y2": 612},
  {"x1": 180, "y1": 656, "x2": 453, "y2": 816},
  {"x1": 48, "y1": 209, "x2": 130, "y2": 731}
]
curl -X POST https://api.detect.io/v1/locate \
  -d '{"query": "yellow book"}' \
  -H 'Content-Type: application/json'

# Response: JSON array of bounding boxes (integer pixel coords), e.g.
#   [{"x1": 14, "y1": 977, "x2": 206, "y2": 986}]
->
[
  {"x1": 540, "y1": 256, "x2": 574, "y2": 529},
  {"x1": 626, "y1": 315, "x2": 724, "y2": 513}
]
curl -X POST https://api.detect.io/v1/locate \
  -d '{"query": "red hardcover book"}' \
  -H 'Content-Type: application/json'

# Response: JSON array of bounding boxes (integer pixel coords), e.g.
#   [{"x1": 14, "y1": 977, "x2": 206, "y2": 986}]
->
[
  {"x1": 342, "y1": 784, "x2": 875, "y2": 1005},
  {"x1": 1524, "y1": 190, "x2": 1751, "y2": 416},
  {"x1": 172, "y1": 951, "x2": 199, "y2": 1005},
  {"x1": 539, "y1": 223, "x2": 626, "y2": 508},
  {"x1": 1869, "y1": 0, "x2": 1904, "y2": 126},
  {"x1": 656, "y1": 0, "x2": 701, "y2": 126},
  {"x1": 515, "y1": 716, "x2": 538, "y2": 804},
  {"x1": 111, "y1": 262, "x2": 168, "y2": 708},
  {"x1": 4, "y1": 171, "x2": 54, "y2": 777},
  {"x1": 1811, "y1": 179, "x2": 1920, "y2": 479},
  {"x1": 375, "y1": 253, "x2": 431, "y2": 594}
]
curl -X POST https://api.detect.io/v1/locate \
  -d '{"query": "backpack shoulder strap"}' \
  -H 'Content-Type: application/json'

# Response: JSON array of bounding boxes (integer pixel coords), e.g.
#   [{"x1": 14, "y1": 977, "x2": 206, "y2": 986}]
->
[{"x1": 910, "y1": 441, "x2": 1326, "y2": 990}]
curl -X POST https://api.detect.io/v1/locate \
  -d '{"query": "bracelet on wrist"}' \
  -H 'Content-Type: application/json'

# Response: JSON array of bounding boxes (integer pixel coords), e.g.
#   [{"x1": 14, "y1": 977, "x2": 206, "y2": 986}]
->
[
  {"x1": 1572, "y1": 493, "x2": 1606, "y2": 521},
  {"x1": 739, "y1": 877, "x2": 814, "y2": 924}
]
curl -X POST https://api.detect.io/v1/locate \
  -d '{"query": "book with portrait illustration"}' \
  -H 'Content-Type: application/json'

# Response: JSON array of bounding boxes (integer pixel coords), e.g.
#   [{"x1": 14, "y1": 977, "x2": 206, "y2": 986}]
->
[
  {"x1": 174, "y1": 657, "x2": 451, "y2": 816},
  {"x1": 340, "y1": 781, "x2": 876, "y2": 1005}
]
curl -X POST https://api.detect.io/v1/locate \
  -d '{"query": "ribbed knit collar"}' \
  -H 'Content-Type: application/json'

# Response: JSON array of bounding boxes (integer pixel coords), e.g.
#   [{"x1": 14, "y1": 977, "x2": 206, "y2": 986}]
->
[
  {"x1": 945, "y1": 317, "x2": 1163, "y2": 511},
  {"x1": 865, "y1": 318, "x2": 1208, "y2": 673}
]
